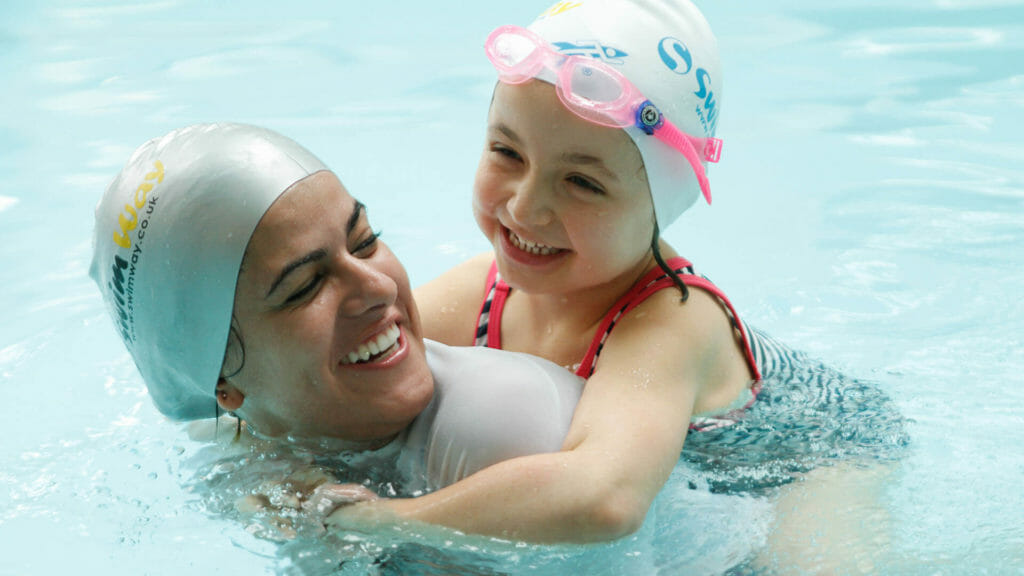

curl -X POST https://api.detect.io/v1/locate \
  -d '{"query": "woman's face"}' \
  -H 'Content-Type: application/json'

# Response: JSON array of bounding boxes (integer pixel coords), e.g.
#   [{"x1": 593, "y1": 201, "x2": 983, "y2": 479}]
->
[{"x1": 221, "y1": 171, "x2": 433, "y2": 446}]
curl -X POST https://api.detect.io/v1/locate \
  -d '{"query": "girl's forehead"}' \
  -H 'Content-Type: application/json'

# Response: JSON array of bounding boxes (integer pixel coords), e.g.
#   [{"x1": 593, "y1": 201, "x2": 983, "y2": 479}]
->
[{"x1": 490, "y1": 81, "x2": 644, "y2": 174}]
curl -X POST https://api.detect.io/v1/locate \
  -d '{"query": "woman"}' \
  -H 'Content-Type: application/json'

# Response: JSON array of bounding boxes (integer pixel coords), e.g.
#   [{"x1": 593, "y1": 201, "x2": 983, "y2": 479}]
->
[{"x1": 89, "y1": 122, "x2": 582, "y2": 496}]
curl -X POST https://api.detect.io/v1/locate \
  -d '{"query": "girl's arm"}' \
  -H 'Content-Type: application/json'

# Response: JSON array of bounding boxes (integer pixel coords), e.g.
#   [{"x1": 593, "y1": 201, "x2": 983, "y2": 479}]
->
[{"x1": 328, "y1": 288, "x2": 748, "y2": 542}]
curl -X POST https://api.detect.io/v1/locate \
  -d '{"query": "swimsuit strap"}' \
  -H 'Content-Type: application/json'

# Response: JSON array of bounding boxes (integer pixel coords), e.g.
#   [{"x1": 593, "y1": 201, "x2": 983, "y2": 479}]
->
[
  {"x1": 474, "y1": 261, "x2": 510, "y2": 348},
  {"x1": 472, "y1": 258, "x2": 764, "y2": 434},
  {"x1": 473, "y1": 257, "x2": 760, "y2": 382},
  {"x1": 575, "y1": 257, "x2": 762, "y2": 381}
]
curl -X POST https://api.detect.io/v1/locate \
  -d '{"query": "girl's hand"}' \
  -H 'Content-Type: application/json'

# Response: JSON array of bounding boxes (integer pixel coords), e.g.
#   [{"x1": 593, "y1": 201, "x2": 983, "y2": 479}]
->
[
  {"x1": 233, "y1": 468, "x2": 376, "y2": 540},
  {"x1": 304, "y1": 483, "x2": 380, "y2": 519}
]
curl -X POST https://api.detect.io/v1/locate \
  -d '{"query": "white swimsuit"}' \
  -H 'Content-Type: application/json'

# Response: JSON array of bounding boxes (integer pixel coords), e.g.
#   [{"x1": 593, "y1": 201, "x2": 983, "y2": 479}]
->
[{"x1": 397, "y1": 340, "x2": 584, "y2": 491}]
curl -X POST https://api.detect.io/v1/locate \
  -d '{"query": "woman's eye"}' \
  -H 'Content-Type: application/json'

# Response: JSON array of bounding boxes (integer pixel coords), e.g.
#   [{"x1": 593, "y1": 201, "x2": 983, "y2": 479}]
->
[
  {"x1": 285, "y1": 274, "x2": 323, "y2": 304},
  {"x1": 351, "y1": 230, "x2": 381, "y2": 257},
  {"x1": 567, "y1": 175, "x2": 605, "y2": 195}
]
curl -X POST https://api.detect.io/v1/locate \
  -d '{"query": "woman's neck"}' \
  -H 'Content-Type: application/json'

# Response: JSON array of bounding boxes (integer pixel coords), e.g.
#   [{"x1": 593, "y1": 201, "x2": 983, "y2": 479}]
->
[{"x1": 244, "y1": 420, "x2": 401, "y2": 454}]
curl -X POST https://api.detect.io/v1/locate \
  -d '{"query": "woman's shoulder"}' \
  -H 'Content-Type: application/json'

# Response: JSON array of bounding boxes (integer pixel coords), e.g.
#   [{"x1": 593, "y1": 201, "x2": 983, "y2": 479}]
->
[{"x1": 414, "y1": 252, "x2": 495, "y2": 346}]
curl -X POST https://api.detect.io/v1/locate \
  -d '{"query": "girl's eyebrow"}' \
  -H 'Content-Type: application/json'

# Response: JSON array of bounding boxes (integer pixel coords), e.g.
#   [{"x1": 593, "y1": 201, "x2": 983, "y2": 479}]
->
[
  {"x1": 560, "y1": 152, "x2": 619, "y2": 183},
  {"x1": 265, "y1": 199, "x2": 365, "y2": 299},
  {"x1": 493, "y1": 122, "x2": 619, "y2": 183},
  {"x1": 493, "y1": 123, "x2": 522, "y2": 144}
]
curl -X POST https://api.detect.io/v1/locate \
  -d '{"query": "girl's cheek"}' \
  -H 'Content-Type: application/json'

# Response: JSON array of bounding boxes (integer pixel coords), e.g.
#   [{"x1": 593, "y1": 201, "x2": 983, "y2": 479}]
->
[{"x1": 473, "y1": 175, "x2": 501, "y2": 211}]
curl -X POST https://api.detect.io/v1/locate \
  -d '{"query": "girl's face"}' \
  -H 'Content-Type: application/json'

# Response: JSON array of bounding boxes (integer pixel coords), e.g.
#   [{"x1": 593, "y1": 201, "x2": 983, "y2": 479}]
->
[
  {"x1": 224, "y1": 171, "x2": 433, "y2": 446},
  {"x1": 473, "y1": 80, "x2": 656, "y2": 298}
]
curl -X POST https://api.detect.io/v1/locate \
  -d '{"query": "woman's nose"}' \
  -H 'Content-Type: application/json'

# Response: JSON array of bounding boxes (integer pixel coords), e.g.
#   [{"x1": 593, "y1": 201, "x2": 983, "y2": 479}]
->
[{"x1": 336, "y1": 257, "x2": 397, "y2": 317}]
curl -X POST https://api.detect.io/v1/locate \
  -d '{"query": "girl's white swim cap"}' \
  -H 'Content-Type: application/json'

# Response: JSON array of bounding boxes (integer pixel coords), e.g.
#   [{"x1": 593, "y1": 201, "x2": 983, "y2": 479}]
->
[
  {"x1": 528, "y1": 0, "x2": 722, "y2": 229},
  {"x1": 89, "y1": 123, "x2": 327, "y2": 420}
]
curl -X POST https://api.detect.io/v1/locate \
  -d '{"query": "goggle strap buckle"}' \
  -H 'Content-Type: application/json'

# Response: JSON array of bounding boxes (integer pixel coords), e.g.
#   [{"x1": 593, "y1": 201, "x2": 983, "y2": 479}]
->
[{"x1": 703, "y1": 138, "x2": 723, "y2": 163}]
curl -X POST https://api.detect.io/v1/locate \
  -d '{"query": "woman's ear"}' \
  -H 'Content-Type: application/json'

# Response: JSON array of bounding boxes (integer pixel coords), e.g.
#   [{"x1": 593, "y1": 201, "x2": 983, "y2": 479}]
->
[{"x1": 215, "y1": 379, "x2": 245, "y2": 413}]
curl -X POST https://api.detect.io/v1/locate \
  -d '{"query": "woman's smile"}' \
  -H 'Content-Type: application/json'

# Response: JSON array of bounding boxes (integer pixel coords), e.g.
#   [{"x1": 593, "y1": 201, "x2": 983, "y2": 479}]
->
[{"x1": 339, "y1": 322, "x2": 406, "y2": 368}]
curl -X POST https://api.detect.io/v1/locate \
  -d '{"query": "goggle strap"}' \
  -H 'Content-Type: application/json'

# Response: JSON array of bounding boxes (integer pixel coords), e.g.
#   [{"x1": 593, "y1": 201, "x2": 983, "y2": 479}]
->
[{"x1": 654, "y1": 122, "x2": 714, "y2": 205}]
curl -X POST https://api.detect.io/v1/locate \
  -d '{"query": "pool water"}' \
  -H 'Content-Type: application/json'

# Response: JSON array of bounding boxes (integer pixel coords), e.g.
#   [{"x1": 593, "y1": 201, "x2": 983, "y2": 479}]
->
[{"x1": 2, "y1": 1, "x2": 1023, "y2": 574}]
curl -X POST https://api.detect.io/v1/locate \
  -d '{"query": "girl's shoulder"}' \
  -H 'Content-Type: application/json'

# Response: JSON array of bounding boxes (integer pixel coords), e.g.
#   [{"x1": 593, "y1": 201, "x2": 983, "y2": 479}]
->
[
  {"x1": 615, "y1": 282, "x2": 735, "y2": 349},
  {"x1": 414, "y1": 252, "x2": 495, "y2": 346},
  {"x1": 597, "y1": 273, "x2": 750, "y2": 370}
]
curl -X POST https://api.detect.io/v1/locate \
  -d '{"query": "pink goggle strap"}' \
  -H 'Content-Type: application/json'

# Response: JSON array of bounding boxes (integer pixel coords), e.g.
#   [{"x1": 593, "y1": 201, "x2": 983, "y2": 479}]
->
[{"x1": 653, "y1": 120, "x2": 720, "y2": 205}]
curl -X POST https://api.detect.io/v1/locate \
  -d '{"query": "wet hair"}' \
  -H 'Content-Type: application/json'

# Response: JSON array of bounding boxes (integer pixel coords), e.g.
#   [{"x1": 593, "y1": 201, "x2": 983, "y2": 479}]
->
[
  {"x1": 638, "y1": 160, "x2": 688, "y2": 303},
  {"x1": 650, "y1": 221, "x2": 689, "y2": 303}
]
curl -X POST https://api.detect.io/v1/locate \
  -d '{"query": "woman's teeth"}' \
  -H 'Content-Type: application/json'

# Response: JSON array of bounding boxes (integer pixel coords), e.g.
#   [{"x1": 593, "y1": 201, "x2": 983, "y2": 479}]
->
[
  {"x1": 342, "y1": 323, "x2": 401, "y2": 365},
  {"x1": 509, "y1": 230, "x2": 559, "y2": 256}
]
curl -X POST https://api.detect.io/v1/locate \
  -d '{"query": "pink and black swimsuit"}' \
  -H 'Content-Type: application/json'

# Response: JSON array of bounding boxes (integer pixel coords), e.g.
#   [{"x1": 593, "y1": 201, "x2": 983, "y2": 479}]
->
[{"x1": 474, "y1": 256, "x2": 773, "y2": 431}]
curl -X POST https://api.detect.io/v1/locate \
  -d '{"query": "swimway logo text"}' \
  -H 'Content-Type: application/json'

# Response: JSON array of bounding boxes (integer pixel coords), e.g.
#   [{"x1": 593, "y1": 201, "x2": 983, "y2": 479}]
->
[
  {"x1": 108, "y1": 160, "x2": 163, "y2": 344},
  {"x1": 657, "y1": 36, "x2": 718, "y2": 136},
  {"x1": 537, "y1": 1, "x2": 582, "y2": 19}
]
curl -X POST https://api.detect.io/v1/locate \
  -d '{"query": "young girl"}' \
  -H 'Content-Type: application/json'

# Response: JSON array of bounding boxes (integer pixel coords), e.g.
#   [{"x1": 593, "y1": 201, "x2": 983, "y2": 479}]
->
[
  {"x1": 352, "y1": 0, "x2": 764, "y2": 541},
  {"x1": 327, "y1": 0, "x2": 904, "y2": 545}
]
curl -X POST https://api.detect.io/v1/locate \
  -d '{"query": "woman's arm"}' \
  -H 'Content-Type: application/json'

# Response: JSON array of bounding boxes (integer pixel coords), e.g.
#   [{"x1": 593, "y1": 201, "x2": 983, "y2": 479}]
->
[{"x1": 328, "y1": 288, "x2": 745, "y2": 542}]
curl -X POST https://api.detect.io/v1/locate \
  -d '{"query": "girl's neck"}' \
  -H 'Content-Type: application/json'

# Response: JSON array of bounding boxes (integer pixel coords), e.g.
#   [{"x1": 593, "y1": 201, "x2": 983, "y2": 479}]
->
[{"x1": 505, "y1": 253, "x2": 659, "y2": 355}]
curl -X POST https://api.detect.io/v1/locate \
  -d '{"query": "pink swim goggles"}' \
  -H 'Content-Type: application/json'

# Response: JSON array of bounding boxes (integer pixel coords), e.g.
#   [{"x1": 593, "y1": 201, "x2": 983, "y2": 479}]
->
[{"x1": 485, "y1": 24, "x2": 721, "y2": 205}]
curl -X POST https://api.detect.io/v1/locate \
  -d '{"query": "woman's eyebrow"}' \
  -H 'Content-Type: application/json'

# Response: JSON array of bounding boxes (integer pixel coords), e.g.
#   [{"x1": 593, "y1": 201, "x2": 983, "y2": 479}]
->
[
  {"x1": 348, "y1": 200, "x2": 365, "y2": 235},
  {"x1": 266, "y1": 248, "x2": 328, "y2": 299},
  {"x1": 265, "y1": 199, "x2": 365, "y2": 299}
]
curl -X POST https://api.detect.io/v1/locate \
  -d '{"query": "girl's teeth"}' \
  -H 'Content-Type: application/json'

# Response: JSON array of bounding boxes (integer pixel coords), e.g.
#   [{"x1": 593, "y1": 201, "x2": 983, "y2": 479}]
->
[{"x1": 510, "y1": 231, "x2": 558, "y2": 255}]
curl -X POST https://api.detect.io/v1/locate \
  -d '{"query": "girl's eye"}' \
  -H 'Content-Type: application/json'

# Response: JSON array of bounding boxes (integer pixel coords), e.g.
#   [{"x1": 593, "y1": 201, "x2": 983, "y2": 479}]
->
[
  {"x1": 567, "y1": 174, "x2": 605, "y2": 195},
  {"x1": 285, "y1": 273, "x2": 323, "y2": 305},
  {"x1": 491, "y1": 144, "x2": 522, "y2": 162}
]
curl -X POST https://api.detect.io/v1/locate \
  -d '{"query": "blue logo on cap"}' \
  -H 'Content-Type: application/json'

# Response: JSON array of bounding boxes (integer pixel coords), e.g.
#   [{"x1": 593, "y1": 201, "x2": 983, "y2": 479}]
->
[
  {"x1": 554, "y1": 41, "x2": 628, "y2": 64},
  {"x1": 658, "y1": 37, "x2": 692, "y2": 75}
]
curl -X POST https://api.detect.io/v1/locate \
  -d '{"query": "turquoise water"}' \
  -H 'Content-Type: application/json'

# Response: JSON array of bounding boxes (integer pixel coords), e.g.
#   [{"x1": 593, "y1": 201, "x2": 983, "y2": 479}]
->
[{"x1": 2, "y1": 1, "x2": 1023, "y2": 574}]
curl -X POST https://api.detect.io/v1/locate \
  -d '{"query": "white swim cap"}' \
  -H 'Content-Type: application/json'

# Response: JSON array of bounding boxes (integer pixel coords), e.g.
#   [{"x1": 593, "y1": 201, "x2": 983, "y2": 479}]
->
[
  {"x1": 528, "y1": 0, "x2": 722, "y2": 229},
  {"x1": 89, "y1": 123, "x2": 327, "y2": 420}
]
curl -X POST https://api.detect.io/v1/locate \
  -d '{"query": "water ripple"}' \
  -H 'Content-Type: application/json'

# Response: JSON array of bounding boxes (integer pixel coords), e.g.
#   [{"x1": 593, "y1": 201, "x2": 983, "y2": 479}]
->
[{"x1": 844, "y1": 26, "x2": 1006, "y2": 57}]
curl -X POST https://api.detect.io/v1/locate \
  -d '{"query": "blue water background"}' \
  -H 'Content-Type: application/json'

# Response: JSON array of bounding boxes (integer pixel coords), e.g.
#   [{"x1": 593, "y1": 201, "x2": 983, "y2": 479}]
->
[{"x1": 1, "y1": 0, "x2": 1022, "y2": 573}]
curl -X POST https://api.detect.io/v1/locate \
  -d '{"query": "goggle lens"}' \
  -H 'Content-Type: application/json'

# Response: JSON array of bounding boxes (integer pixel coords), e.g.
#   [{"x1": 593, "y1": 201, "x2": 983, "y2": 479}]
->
[
  {"x1": 487, "y1": 28, "x2": 546, "y2": 84},
  {"x1": 485, "y1": 24, "x2": 720, "y2": 205},
  {"x1": 558, "y1": 60, "x2": 635, "y2": 128}
]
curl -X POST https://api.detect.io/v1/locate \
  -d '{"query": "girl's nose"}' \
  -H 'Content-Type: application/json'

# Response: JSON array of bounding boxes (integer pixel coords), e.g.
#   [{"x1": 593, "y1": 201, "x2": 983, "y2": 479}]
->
[{"x1": 506, "y1": 177, "x2": 553, "y2": 227}]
